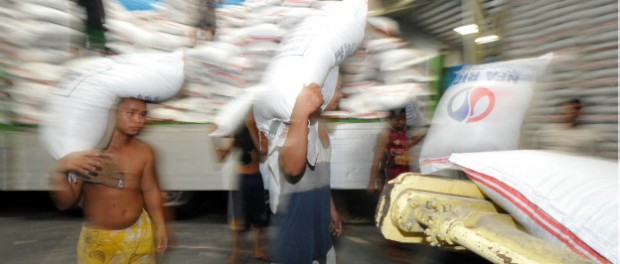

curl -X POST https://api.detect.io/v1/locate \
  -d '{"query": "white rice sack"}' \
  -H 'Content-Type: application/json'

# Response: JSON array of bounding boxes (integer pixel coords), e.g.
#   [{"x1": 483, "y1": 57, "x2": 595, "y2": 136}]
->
[
  {"x1": 244, "y1": 41, "x2": 279, "y2": 56},
  {"x1": 243, "y1": 0, "x2": 281, "y2": 7},
  {"x1": 210, "y1": 84, "x2": 267, "y2": 137},
  {"x1": 203, "y1": 82, "x2": 245, "y2": 97},
  {"x1": 419, "y1": 54, "x2": 553, "y2": 174},
  {"x1": 339, "y1": 83, "x2": 433, "y2": 115},
  {"x1": 153, "y1": 0, "x2": 199, "y2": 25},
  {"x1": 253, "y1": 0, "x2": 367, "y2": 132},
  {"x1": 241, "y1": 69, "x2": 264, "y2": 84},
  {"x1": 16, "y1": 2, "x2": 80, "y2": 27},
  {"x1": 8, "y1": 62, "x2": 68, "y2": 84},
  {"x1": 450, "y1": 150, "x2": 618, "y2": 264},
  {"x1": 182, "y1": 83, "x2": 209, "y2": 98},
  {"x1": 342, "y1": 70, "x2": 376, "y2": 84},
  {"x1": 106, "y1": 42, "x2": 140, "y2": 54},
  {"x1": 208, "y1": 69, "x2": 248, "y2": 87},
  {"x1": 160, "y1": 96, "x2": 215, "y2": 113},
  {"x1": 405, "y1": 100, "x2": 430, "y2": 127},
  {"x1": 366, "y1": 37, "x2": 407, "y2": 54},
  {"x1": 184, "y1": 64, "x2": 212, "y2": 84},
  {"x1": 153, "y1": 19, "x2": 195, "y2": 37},
  {"x1": 10, "y1": 102, "x2": 44, "y2": 124},
  {"x1": 341, "y1": 81, "x2": 381, "y2": 95},
  {"x1": 277, "y1": 7, "x2": 317, "y2": 30},
  {"x1": 149, "y1": 32, "x2": 192, "y2": 51},
  {"x1": 341, "y1": 52, "x2": 375, "y2": 74},
  {"x1": 367, "y1": 16, "x2": 401, "y2": 36},
  {"x1": 378, "y1": 69, "x2": 434, "y2": 84},
  {"x1": 147, "y1": 107, "x2": 187, "y2": 122},
  {"x1": 281, "y1": 0, "x2": 315, "y2": 7},
  {"x1": 9, "y1": 81, "x2": 55, "y2": 106},
  {"x1": 221, "y1": 14, "x2": 247, "y2": 28},
  {"x1": 21, "y1": 0, "x2": 73, "y2": 11},
  {"x1": 374, "y1": 48, "x2": 433, "y2": 71},
  {"x1": 107, "y1": 19, "x2": 157, "y2": 48},
  {"x1": 238, "y1": 23, "x2": 287, "y2": 42},
  {"x1": 6, "y1": 20, "x2": 78, "y2": 49},
  {"x1": 216, "y1": 29, "x2": 248, "y2": 45},
  {"x1": 219, "y1": 4, "x2": 251, "y2": 19},
  {"x1": 15, "y1": 48, "x2": 73, "y2": 64},
  {"x1": 40, "y1": 51, "x2": 185, "y2": 159},
  {"x1": 180, "y1": 111, "x2": 213, "y2": 123},
  {"x1": 244, "y1": 9, "x2": 281, "y2": 25},
  {"x1": 185, "y1": 42, "x2": 243, "y2": 68}
]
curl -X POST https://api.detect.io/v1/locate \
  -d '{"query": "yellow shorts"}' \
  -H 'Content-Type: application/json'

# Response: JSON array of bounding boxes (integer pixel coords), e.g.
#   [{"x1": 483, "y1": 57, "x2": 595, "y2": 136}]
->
[{"x1": 78, "y1": 210, "x2": 156, "y2": 264}]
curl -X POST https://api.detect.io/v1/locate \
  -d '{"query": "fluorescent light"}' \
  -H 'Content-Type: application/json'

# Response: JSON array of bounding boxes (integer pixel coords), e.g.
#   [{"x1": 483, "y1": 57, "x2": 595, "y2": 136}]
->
[
  {"x1": 475, "y1": 35, "x2": 500, "y2": 44},
  {"x1": 453, "y1": 24, "x2": 479, "y2": 35}
]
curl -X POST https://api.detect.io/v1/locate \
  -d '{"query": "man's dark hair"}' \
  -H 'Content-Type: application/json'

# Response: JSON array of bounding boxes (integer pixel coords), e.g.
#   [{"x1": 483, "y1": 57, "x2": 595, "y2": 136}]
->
[
  {"x1": 566, "y1": 98, "x2": 581, "y2": 105},
  {"x1": 234, "y1": 126, "x2": 255, "y2": 165},
  {"x1": 561, "y1": 98, "x2": 582, "y2": 110},
  {"x1": 389, "y1": 108, "x2": 406, "y2": 119}
]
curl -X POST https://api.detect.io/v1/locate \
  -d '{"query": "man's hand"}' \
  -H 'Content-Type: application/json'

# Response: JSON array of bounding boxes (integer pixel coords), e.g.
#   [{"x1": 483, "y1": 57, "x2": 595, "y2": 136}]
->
[
  {"x1": 56, "y1": 150, "x2": 103, "y2": 176},
  {"x1": 155, "y1": 225, "x2": 168, "y2": 255},
  {"x1": 330, "y1": 199, "x2": 343, "y2": 237},
  {"x1": 292, "y1": 83, "x2": 324, "y2": 120},
  {"x1": 74, "y1": 154, "x2": 126, "y2": 189},
  {"x1": 367, "y1": 178, "x2": 384, "y2": 193}
]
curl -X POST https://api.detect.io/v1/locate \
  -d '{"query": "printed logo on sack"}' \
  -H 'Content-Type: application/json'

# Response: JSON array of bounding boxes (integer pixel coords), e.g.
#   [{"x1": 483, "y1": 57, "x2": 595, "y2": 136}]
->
[{"x1": 447, "y1": 87, "x2": 496, "y2": 123}]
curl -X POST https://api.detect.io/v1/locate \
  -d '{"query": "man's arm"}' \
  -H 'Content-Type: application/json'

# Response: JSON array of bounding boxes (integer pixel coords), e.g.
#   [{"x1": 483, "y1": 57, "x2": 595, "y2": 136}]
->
[
  {"x1": 49, "y1": 151, "x2": 101, "y2": 210},
  {"x1": 329, "y1": 194, "x2": 342, "y2": 237},
  {"x1": 140, "y1": 146, "x2": 168, "y2": 254},
  {"x1": 217, "y1": 137, "x2": 234, "y2": 162},
  {"x1": 50, "y1": 171, "x2": 83, "y2": 211},
  {"x1": 245, "y1": 111, "x2": 267, "y2": 156},
  {"x1": 279, "y1": 83, "x2": 324, "y2": 177},
  {"x1": 407, "y1": 131, "x2": 426, "y2": 150},
  {"x1": 368, "y1": 131, "x2": 388, "y2": 193}
]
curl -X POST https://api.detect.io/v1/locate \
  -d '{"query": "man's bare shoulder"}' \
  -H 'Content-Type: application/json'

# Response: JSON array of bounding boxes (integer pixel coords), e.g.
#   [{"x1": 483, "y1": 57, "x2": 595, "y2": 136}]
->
[{"x1": 131, "y1": 139, "x2": 156, "y2": 158}]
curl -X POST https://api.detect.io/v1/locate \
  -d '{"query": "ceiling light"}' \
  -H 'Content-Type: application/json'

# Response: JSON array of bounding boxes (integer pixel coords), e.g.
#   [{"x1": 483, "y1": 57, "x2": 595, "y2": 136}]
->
[
  {"x1": 474, "y1": 35, "x2": 500, "y2": 44},
  {"x1": 453, "y1": 24, "x2": 479, "y2": 35}
]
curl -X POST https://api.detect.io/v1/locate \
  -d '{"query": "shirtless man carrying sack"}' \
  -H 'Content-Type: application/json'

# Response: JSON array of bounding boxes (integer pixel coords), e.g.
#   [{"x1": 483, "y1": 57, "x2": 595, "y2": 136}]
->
[{"x1": 50, "y1": 98, "x2": 169, "y2": 263}]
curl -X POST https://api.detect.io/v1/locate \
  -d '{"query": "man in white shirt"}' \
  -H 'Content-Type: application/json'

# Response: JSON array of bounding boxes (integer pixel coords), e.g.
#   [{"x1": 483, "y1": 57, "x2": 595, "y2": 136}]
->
[{"x1": 534, "y1": 98, "x2": 602, "y2": 155}]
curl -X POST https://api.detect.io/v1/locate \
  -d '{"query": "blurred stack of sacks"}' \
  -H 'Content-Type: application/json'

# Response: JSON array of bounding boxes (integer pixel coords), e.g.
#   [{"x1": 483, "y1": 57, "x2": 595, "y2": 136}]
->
[
  {"x1": 339, "y1": 16, "x2": 435, "y2": 122},
  {"x1": 104, "y1": 0, "x2": 193, "y2": 53},
  {"x1": 0, "y1": 0, "x2": 436, "y2": 125},
  {"x1": 0, "y1": 70, "x2": 10, "y2": 123},
  {"x1": 146, "y1": 0, "x2": 321, "y2": 123},
  {"x1": 0, "y1": 0, "x2": 84, "y2": 124}
]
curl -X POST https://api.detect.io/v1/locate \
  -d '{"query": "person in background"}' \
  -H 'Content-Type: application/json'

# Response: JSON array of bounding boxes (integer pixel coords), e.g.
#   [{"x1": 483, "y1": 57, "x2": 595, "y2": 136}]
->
[
  {"x1": 50, "y1": 98, "x2": 169, "y2": 263},
  {"x1": 191, "y1": 0, "x2": 218, "y2": 46},
  {"x1": 218, "y1": 113, "x2": 271, "y2": 264},
  {"x1": 75, "y1": 0, "x2": 115, "y2": 55},
  {"x1": 534, "y1": 98, "x2": 602, "y2": 156},
  {"x1": 366, "y1": 107, "x2": 426, "y2": 263},
  {"x1": 367, "y1": 108, "x2": 426, "y2": 193},
  {"x1": 267, "y1": 82, "x2": 344, "y2": 264}
]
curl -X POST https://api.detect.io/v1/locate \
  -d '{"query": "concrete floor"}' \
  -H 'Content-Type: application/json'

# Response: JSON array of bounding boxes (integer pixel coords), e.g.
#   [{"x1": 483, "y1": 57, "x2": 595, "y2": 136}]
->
[{"x1": 0, "y1": 192, "x2": 490, "y2": 264}]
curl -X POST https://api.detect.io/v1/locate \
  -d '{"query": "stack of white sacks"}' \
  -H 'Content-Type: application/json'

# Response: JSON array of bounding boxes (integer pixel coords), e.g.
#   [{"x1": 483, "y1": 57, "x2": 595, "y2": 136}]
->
[
  {"x1": 130, "y1": 0, "x2": 322, "y2": 122},
  {"x1": 147, "y1": 1, "x2": 435, "y2": 123},
  {"x1": 0, "y1": 0, "x2": 84, "y2": 124},
  {"x1": 339, "y1": 16, "x2": 435, "y2": 120},
  {"x1": 104, "y1": 0, "x2": 194, "y2": 54},
  {"x1": 2, "y1": 0, "x2": 435, "y2": 125}
]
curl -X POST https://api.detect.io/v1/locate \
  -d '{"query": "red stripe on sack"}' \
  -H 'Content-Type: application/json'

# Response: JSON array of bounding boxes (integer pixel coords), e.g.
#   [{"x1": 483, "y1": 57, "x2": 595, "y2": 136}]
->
[
  {"x1": 420, "y1": 157, "x2": 450, "y2": 165},
  {"x1": 464, "y1": 168, "x2": 610, "y2": 264}
]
